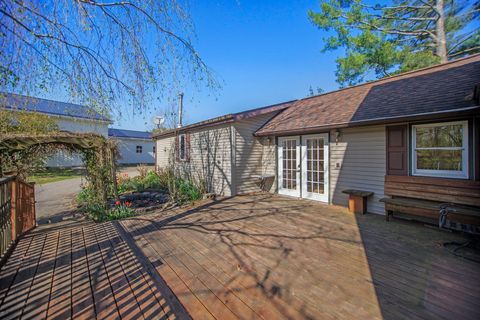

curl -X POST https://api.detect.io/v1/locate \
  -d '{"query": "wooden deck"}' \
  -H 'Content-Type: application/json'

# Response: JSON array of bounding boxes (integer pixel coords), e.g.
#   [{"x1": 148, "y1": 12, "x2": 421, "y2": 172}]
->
[{"x1": 1, "y1": 194, "x2": 479, "y2": 319}]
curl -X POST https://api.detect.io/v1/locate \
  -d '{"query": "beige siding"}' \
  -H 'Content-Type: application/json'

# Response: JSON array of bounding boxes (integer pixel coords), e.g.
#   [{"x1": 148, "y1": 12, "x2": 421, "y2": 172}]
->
[
  {"x1": 155, "y1": 136, "x2": 175, "y2": 169},
  {"x1": 233, "y1": 112, "x2": 280, "y2": 194},
  {"x1": 184, "y1": 124, "x2": 233, "y2": 196},
  {"x1": 329, "y1": 125, "x2": 386, "y2": 214},
  {"x1": 155, "y1": 125, "x2": 233, "y2": 196}
]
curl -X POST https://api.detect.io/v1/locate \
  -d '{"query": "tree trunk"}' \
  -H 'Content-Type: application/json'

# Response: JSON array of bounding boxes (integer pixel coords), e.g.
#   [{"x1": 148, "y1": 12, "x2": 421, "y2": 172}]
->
[{"x1": 435, "y1": 0, "x2": 448, "y2": 63}]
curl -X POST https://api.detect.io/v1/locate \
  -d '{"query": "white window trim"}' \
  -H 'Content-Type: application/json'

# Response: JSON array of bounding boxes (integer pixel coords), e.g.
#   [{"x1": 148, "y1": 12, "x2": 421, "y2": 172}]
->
[
  {"x1": 411, "y1": 120, "x2": 469, "y2": 179},
  {"x1": 178, "y1": 133, "x2": 187, "y2": 161}
]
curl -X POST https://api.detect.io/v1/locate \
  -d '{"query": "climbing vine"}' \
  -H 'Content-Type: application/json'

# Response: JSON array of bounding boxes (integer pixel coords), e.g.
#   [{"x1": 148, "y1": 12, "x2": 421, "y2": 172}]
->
[{"x1": 0, "y1": 133, "x2": 120, "y2": 212}]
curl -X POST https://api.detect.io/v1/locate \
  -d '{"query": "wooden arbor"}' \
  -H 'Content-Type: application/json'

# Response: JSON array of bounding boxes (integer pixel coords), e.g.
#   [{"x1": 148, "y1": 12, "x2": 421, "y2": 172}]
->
[{"x1": 0, "y1": 132, "x2": 120, "y2": 204}]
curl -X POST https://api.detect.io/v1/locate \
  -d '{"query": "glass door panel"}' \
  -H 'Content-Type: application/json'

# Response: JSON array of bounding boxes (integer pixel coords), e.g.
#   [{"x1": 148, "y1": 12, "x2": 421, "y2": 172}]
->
[
  {"x1": 301, "y1": 134, "x2": 328, "y2": 202},
  {"x1": 278, "y1": 136, "x2": 300, "y2": 197}
]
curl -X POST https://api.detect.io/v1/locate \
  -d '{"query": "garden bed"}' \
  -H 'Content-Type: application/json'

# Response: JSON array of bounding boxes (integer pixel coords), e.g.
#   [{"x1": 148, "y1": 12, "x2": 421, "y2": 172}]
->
[{"x1": 77, "y1": 168, "x2": 204, "y2": 222}]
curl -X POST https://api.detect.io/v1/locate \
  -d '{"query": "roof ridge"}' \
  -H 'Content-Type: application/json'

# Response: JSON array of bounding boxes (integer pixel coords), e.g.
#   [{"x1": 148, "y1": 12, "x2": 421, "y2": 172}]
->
[
  {"x1": 232, "y1": 99, "x2": 298, "y2": 117},
  {"x1": 2, "y1": 92, "x2": 87, "y2": 108},
  {"x1": 298, "y1": 53, "x2": 480, "y2": 103},
  {"x1": 1, "y1": 91, "x2": 111, "y2": 122},
  {"x1": 109, "y1": 128, "x2": 150, "y2": 133}
]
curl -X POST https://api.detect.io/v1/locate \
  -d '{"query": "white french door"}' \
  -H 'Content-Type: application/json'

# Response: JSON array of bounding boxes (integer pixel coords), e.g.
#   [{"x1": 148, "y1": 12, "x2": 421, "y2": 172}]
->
[
  {"x1": 301, "y1": 134, "x2": 329, "y2": 202},
  {"x1": 278, "y1": 134, "x2": 329, "y2": 202},
  {"x1": 278, "y1": 136, "x2": 301, "y2": 197}
]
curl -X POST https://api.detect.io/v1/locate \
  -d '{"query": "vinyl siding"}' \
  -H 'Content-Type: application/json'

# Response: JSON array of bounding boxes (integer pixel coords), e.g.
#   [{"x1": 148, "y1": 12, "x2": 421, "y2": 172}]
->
[
  {"x1": 184, "y1": 124, "x2": 233, "y2": 196},
  {"x1": 46, "y1": 117, "x2": 109, "y2": 167},
  {"x1": 329, "y1": 125, "x2": 386, "y2": 214},
  {"x1": 155, "y1": 136, "x2": 175, "y2": 169},
  {"x1": 155, "y1": 125, "x2": 233, "y2": 196},
  {"x1": 115, "y1": 138, "x2": 154, "y2": 164},
  {"x1": 233, "y1": 112, "x2": 281, "y2": 194}
]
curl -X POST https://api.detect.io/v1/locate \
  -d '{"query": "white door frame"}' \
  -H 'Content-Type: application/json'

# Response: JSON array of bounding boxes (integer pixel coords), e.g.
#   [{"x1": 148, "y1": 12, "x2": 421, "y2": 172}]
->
[
  {"x1": 278, "y1": 136, "x2": 301, "y2": 197},
  {"x1": 301, "y1": 133, "x2": 329, "y2": 202}
]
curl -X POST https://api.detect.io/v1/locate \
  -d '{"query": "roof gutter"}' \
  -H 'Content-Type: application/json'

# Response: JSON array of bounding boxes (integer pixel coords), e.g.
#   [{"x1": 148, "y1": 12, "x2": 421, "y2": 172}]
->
[
  {"x1": 152, "y1": 116, "x2": 235, "y2": 139},
  {"x1": 254, "y1": 105, "x2": 480, "y2": 137},
  {"x1": 152, "y1": 100, "x2": 296, "y2": 139}
]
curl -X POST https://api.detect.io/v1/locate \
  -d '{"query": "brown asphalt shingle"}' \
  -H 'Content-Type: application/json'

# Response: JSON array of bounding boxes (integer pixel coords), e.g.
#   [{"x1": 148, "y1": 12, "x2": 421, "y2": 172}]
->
[{"x1": 256, "y1": 54, "x2": 480, "y2": 136}]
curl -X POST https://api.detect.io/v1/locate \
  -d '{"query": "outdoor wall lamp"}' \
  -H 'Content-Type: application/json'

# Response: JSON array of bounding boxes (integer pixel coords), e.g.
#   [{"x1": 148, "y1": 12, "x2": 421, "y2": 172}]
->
[{"x1": 335, "y1": 129, "x2": 341, "y2": 144}]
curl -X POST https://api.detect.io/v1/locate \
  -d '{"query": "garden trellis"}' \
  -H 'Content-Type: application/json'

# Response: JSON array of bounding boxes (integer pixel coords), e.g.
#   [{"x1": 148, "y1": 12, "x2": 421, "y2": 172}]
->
[{"x1": 0, "y1": 132, "x2": 120, "y2": 206}]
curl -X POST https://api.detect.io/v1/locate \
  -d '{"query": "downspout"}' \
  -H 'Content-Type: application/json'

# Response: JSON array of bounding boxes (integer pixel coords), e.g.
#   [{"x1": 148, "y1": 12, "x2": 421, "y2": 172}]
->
[{"x1": 230, "y1": 125, "x2": 236, "y2": 196}]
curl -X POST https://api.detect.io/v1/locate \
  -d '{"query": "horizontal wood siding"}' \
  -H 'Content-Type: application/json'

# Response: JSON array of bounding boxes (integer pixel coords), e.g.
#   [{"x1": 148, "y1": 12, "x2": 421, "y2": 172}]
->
[
  {"x1": 330, "y1": 126, "x2": 386, "y2": 214},
  {"x1": 234, "y1": 113, "x2": 280, "y2": 194}
]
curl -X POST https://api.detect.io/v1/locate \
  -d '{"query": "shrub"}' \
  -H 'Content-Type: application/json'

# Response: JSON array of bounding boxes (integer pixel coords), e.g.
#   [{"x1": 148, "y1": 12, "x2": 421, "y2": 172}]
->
[
  {"x1": 175, "y1": 178, "x2": 202, "y2": 202},
  {"x1": 83, "y1": 203, "x2": 104, "y2": 221},
  {"x1": 77, "y1": 186, "x2": 95, "y2": 204},
  {"x1": 136, "y1": 164, "x2": 148, "y2": 178},
  {"x1": 143, "y1": 171, "x2": 163, "y2": 190},
  {"x1": 117, "y1": 178, "x2": 137, "y2": 194},
  {"x1": 116, "y1": 170, "x2": 164, "y2": 194},
  {"x1": 84, "y1": 201, "x2": 136, "y2": 222},
  {"x1": 107, "y1": 202, "x2": 136, "y2": 221}
]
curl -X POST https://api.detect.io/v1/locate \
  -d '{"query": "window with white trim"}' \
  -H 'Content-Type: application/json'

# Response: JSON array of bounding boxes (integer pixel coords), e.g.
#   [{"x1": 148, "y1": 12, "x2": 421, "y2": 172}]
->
[
  {"x1": 178, "y1": 134, "x2": 186, "y2": 161},
  {"x1": 412, "y1": 121, "x2": 468, "y2": 179},
  {"x1": 136, "y1": 145, "x2": 142, "y2": 153}
]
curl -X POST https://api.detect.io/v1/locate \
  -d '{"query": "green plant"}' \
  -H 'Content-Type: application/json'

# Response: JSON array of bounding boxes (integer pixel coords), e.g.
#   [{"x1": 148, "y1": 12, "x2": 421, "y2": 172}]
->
[
  {"x1": 83, "y1": 202, "x2": 108, "y2": 222},
  {"x1": 117, "y1": 178, "x2": 137, "y2": 194},
  {"x1": 107, "y1": 203, "x2": 136, "y2": 221},
  {"x1": 137, "y1": 164, "x2": 148, "y2": 178},
  {"x1": 143, "y1": 171, "x2": 163, "y2": 190},
  {"x1": 115, "y1": 170, "x2": 165, "y2": 194},
  {"x1": 77, "y1": 186, "x2": 95, "y2": 204},
  {"x1": 84, "y1": 200, "x2": 136, "y2": 222},
  {"x1": 175, "y1": 178, "x2": 202, "y2": 202}
]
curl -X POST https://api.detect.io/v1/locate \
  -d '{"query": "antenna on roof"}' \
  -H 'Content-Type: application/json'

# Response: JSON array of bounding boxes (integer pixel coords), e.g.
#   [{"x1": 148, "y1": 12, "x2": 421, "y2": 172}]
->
[{"x1": 153, "y1": 116, "x2": 165, "y2": 128}]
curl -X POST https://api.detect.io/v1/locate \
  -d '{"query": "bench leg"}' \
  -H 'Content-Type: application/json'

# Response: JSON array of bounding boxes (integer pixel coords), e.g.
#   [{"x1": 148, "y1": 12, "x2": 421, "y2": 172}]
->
[{"x1": 386, "y1": 210, "x2": 392, "y2": 222}]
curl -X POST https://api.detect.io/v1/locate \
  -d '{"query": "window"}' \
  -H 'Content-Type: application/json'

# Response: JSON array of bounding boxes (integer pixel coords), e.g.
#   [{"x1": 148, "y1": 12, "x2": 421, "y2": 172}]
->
[
  {"x1": 153, "y1": 146, "x2": 156, "y2": 153},
  {"x1": 412, "y1": 121, "x2": 468, "y2": 179},
  {"x1": 178, "y1": 134, "x2": 186, "y2": 160},
  {"x1": 136, "y1": 145, "x2": 142, "y2": 153}
]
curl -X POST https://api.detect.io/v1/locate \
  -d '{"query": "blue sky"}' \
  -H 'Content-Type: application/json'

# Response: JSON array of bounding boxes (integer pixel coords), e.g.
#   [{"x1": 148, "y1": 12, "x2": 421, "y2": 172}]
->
[{"x1": 114, "y1": 0, "x2": 341, "y2": 130}]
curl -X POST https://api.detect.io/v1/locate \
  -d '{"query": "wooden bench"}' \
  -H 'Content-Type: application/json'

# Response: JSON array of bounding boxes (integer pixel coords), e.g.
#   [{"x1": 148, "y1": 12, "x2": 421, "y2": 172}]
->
[
  {"x1": 380, "y1": 176, "x2": 480, "y2": 231},
  {"x1": 342, "y1": 189, "x2": 373, "y2": 214}
]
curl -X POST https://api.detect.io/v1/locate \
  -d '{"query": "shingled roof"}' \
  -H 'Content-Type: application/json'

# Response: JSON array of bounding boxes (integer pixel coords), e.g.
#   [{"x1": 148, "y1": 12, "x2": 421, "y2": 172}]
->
[
  {"x1": 153, "y1": 99, "x2": 296, "y2": 138},
  {"x1": 256, "y1": 54, "x2": 480, "y2": 136},
  {"x1": 0, "y1": 93, "x2": 111, "y2": 122}
]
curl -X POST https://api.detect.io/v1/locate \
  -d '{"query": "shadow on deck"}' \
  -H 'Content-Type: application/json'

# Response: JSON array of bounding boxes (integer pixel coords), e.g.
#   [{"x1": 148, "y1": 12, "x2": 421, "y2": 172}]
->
[{"x1": 1, "y1": 194, "x2": 479, "y2": 319}]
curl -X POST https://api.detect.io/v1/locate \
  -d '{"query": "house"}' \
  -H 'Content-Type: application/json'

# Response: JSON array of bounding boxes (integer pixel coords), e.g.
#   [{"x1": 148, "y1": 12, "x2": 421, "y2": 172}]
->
[
  {"x1": 108, "y1": 128, "x2": 154, "y2": 165},
  {"x1": 155, "y1": 55, "x2": 480, "y2": 215},
  {"x1": 154, "y1": 101, "x2": 295, "y2": 196},
  {"x1": 1, "y1": 93, "x2": 111, "y2": 167}
]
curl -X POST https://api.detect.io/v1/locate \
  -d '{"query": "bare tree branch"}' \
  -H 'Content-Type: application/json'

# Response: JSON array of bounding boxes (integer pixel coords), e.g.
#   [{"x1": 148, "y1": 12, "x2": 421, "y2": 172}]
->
[{"x1": 0, "y1": 0, "x2": 217, "y2": 119}]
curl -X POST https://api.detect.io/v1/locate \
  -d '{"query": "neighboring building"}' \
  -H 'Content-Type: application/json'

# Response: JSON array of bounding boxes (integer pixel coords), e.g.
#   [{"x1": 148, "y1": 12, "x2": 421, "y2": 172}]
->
[
  {"x1": 154, "y1": 54, "x2": 480, "y2": 214},
  {"x1": 1, "y1": 93, "x2": 111, "y2": 167},
  {"x1": 108, "y1": 128, "x2": 154, "y2": 165}
]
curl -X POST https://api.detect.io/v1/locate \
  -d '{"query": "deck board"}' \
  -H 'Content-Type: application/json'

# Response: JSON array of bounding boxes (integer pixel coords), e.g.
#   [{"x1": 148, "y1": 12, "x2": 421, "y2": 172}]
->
[{"x1": 0, "y1": 194, "x2": 479, "y2": 319}]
